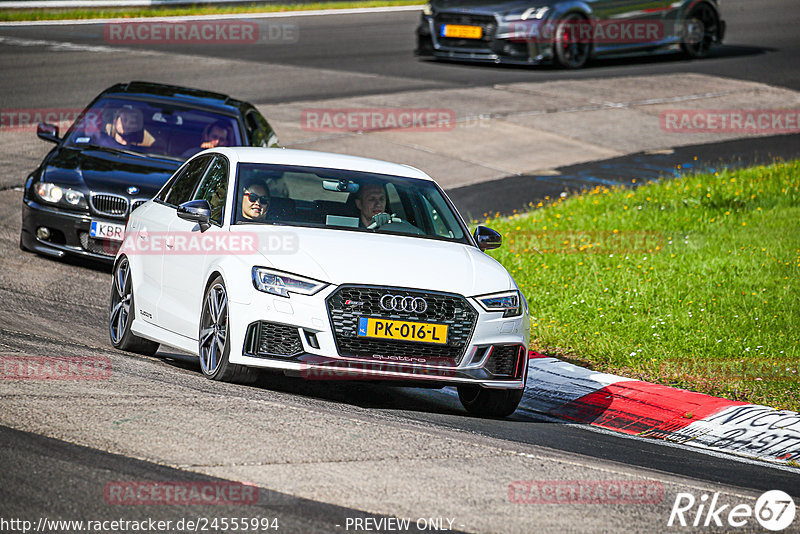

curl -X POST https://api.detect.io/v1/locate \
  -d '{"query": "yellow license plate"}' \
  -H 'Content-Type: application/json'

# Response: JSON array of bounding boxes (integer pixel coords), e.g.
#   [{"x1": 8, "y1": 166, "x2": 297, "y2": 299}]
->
[
  {"x1": 358, "y1": 317, "x2": 448, "y2": 345},
  {"x1": 441, "y1": 24, "x2": 483, "y2": 39}
]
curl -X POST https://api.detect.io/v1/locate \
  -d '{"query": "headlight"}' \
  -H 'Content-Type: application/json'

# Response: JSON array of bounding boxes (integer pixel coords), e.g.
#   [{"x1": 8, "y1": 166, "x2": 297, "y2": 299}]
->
[
  {"x1": 252, "y1": 267, "x2": 328, "y2": 298},
  {"x1": 475, "y1": 290, "x2": 523, "y2": 317},
  {"x1": 35, "y1": 182, "x2": 63, "y2": 203},
  {"x1": 34, "y1": 182, "x2": 87, "y2": 208},
  {"x1": 504, "y1": 7, "x2": 549, "y2": 21},
  {"x1": 422, "y1": 3, "x2": 432, "y2": 15}
]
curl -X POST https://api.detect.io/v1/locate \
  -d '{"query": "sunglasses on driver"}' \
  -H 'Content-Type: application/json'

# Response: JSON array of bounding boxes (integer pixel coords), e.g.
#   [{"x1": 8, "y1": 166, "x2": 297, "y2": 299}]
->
[{"x1": 245, "y1": 192, "x2": 270, "y2": 204}]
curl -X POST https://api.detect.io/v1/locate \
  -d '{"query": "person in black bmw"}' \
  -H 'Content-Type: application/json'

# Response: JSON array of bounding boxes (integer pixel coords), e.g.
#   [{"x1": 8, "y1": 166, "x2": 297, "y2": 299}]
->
[{"x1": 20, "y1": 81, "x2": 279, "y2": 262}]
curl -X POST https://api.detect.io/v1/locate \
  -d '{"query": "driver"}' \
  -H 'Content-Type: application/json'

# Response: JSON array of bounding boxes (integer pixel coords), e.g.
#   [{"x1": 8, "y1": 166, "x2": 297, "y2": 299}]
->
[
  {"x1": 354, "y1": 182, "x2": 393, "y2": 228},
  {"x1": 240, "y1": 180, "x2": 271, "y2": 221},
  {"x1": 200, "y1": 120, "x2": 231, "y2": 149},
  {"x1": 106, "y1": 105, "x2": 155, "y2": 147}
]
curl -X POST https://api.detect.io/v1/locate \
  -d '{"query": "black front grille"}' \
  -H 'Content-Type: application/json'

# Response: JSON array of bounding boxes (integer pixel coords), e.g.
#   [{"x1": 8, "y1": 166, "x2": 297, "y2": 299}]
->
[
  {"x1": 91, "y1": 193, "x2": 128, "y2": 218},
  {"x1": 435, "y1": 13, "x2": 497, "y2": 49},
  {"x1": 485, "y1": 345, "x2": 523, "y2": 378},
  {"x1": 78, "y1": 231, "x2": 120, "y2": 256},
  {"x1": 131, "y1": 199, "x2": 148, "y2": 212},
  {"x1": 244, "y1": 321, "x2": 303, "y2": 358},
  {"x1": 326, "y1": 286, "x2": 478, "y2": 366}
]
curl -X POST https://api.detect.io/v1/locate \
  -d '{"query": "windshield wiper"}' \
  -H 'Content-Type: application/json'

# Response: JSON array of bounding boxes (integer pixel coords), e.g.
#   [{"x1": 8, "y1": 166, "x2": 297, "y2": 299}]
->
[
  {"x1": 81, "y1": 142, "x2": 146, "y2": 159},
  {"x1": 78, "y1": 142, "x2": 182, "y2": 162}
]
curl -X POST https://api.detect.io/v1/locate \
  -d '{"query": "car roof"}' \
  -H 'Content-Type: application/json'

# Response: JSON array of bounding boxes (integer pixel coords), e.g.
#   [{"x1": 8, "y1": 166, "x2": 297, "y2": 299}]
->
[
  {"x1": 100, "y1": 81, "x2": 245, "y2": 115},
  {"x1": 216, "y1": 147, "x2": 434, "y2": 181}
]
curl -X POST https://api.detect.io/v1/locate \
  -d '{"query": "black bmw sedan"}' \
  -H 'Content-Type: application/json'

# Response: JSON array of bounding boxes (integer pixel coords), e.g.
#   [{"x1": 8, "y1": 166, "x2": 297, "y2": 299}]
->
[
  {"x1": 20, "y1": 81, "x2": 279, "y2": 262},
  {"x1": 416, "y1": 0, "x2": 725, "y2": 68}
]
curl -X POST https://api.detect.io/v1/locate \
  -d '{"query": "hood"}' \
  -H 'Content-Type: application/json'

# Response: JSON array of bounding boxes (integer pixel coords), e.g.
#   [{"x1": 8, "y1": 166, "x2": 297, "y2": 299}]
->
[
  {"x1": 432, "y1": 0, "x2": 559, "y2": 16},
  {"x1": 42, "y1": 146, "x2": 180, "y2": 198},
  {"x1": 237, "y1": 226, "x2": 515, "y2": 296}
]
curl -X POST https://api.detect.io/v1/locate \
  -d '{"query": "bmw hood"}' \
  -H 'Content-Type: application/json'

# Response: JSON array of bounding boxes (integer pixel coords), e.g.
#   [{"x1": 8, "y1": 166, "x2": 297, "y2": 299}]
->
[
  {"x1": 241, "y1": 226, "x2": 516, "y2": 296},
  {"x1": 41, "y1": 146, "x2": 179, "y2": 198}
]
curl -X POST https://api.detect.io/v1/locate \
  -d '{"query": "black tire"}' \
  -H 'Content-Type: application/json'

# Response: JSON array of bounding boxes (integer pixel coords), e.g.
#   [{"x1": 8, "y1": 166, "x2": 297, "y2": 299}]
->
[
  {"x1": 199, "y1": 276, "x2": 258, "y2": 384},
  {"x1": 553, "y1": 13, "x2": 591, "y2": 69},
  {"x1": 680, "y1": 3, "x2": 719, "y2": 59},
  {"x1": 457, "y1": 386, "x2": 524, "y2": 418},
  {"x1": 109, "y1": 256, "x2": 160, "y2": 355}
]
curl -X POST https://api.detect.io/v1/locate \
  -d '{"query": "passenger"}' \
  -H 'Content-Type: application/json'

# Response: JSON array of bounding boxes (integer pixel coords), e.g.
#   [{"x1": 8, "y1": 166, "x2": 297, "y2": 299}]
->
[
  {"x1": 240, "y1": 180, "x2": 271, "y2": 222},
  {"x1": 200, "y1": 120, "x2": 231, "y2": 149},
  {"x1": 106, "y1": 106, "x2": 155, "y2": 147},
  {"x1": 354, "y1": 182, "x2": 392, "y2": 228}
]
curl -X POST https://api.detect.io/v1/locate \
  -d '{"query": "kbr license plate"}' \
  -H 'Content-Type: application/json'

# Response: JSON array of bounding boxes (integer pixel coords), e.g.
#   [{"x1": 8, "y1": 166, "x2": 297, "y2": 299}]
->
[
  {"x1": 90, "y1": 220, "x2": 125, "y2": 242},
  {"x1": 358, "y1": 317, "x2": 448, "y2": 345},
  {"x1": 440, "y1": 24, "x2": 483, "y2": 39}
]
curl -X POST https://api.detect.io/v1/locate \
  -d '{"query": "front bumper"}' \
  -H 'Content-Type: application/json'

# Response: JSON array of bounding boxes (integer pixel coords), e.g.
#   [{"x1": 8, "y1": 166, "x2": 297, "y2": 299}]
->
[
  {"x1": 415, "y1": 13, "x2": 554, "y2": 65},
  {"x1": 227, "y1": 285, "x2": 529, "y2": 389},
  {"x1": 21, "y1": 199, "x2": 122, "y2": 262}
]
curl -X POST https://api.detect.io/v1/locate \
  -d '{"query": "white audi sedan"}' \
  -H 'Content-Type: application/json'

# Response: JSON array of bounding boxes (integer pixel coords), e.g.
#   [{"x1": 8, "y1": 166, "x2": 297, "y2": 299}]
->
[{"x1": 109, "y1": 147, "x2": 529, "y2": 417}]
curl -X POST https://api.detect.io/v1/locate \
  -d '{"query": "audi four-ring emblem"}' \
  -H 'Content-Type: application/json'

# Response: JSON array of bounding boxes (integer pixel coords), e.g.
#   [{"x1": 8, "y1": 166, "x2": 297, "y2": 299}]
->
[{"x1": 380, "y1": 294, "x2": 428, "y2": 313}]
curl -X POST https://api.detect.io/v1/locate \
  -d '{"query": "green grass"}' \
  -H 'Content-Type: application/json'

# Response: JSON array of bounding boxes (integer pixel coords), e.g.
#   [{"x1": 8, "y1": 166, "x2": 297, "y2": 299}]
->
[
  {"x1": 483, "y1": 160, "x2": 800, "y2": 411},
  {"x1": 0, "y1": 1, "x2": 421, "y2": 22}
]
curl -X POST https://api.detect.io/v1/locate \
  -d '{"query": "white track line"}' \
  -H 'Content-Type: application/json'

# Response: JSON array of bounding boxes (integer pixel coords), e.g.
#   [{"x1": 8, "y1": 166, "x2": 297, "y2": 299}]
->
[{"x1": 0, "y1": 5, "x2": 425, "y2": 27}]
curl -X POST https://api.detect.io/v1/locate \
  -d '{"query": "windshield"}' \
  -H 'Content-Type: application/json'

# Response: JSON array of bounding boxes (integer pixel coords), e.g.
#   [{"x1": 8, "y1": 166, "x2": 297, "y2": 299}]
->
[
  {"x1": 63, "y1": 97, "x2": 241, "y2": 160},
  {"x1": 234, "y1": 163, "x2": 469, "y2": 244}
]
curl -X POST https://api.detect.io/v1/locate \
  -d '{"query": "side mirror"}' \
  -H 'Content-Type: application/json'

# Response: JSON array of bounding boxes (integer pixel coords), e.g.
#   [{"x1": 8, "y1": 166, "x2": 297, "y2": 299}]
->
[
  {"x1": 177, "y1": 199, "x2": 212, "y2": 230},
  {"x1": 474, "y1": 225, "x2": 502, "y2": 251},
  {"x1": 37, "y1": 123, "x2": 60, "y2": 144}
]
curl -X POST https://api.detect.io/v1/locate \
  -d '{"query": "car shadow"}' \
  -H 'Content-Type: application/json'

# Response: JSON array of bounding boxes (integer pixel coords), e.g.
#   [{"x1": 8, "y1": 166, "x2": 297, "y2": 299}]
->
[
  {"x1": 421, "y1": 44, "x2": 773, "y2": 71},
  {"x1": 156, "y1": 349, "x2": 509, "y2": 418},
  {"x1": 23, "y1": 249, "x2": 114, "y2": 274}
]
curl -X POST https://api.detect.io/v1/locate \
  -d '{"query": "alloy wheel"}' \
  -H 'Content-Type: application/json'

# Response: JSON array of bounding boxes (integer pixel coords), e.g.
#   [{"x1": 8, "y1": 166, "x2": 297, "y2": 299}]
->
[
  {"x1": 555, "y1": 14, "x2": 591, "y2": 68},
  {"x1": 109, "y1": 257, "x2": 131, "y2": 345},
  {"x1": 684, "y1": 4, "x2": 718, "y2": 58},
  {"x1": 200, "y1": 282, "x2": 228, "y2": 376}
]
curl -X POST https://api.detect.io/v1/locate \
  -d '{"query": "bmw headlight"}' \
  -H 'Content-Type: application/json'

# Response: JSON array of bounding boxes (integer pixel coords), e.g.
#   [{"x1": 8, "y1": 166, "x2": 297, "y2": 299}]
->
[
  {"x1": 252, "y1": 267, "x2": 328, "y2": 298},
  {"x1": 34, "y1": 182, "x2": 87, "y2": 208},
  {"x1": 423, "y1": 2, "x2": 432, "y2": 15},
  {"x1": 475, "y1": 290, "x2": 523, "y2": 317}
]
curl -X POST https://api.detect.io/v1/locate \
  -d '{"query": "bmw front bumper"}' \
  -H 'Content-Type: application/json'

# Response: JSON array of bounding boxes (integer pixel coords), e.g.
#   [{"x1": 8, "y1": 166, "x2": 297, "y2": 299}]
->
[{"x1": 21, "y1": 199, "x2": 123, "y2": 262}]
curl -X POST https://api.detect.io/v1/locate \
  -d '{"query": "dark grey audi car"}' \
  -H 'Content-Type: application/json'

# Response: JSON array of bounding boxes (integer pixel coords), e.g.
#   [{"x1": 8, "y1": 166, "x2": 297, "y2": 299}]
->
[
  {"x1": 20, "y1": 81, "x2": 279, "y2": 262},
  {"x1": 415, "y1": 0, "x2": 725, "y2": 68}
]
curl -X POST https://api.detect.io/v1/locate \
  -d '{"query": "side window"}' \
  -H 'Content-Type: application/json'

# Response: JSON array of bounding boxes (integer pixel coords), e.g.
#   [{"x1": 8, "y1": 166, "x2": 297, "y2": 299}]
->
[
  {"x1": 245, "y1": 111, "x2": 267, "y2": 147},
  {"x1": 164, "y1": 155, "x2": 211, "y2": 206},
  {"x1": 194, "y1": 156, "x2": 228, "y2": 226}
]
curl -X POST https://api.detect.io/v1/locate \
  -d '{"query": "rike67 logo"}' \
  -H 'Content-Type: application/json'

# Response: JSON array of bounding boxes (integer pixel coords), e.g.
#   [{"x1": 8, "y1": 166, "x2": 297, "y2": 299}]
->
[{"x1": 668, "y1": 490, "x2": 796, "y2": 531}]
